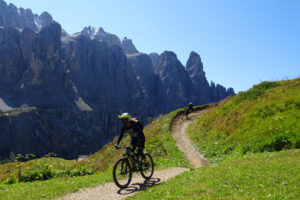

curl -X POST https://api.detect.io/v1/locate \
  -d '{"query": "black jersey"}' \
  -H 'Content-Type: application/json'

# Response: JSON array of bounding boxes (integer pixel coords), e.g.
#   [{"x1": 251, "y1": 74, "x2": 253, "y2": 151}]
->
[{"x1": 116, "y1": 118, "x2": 145, "y2": 147}]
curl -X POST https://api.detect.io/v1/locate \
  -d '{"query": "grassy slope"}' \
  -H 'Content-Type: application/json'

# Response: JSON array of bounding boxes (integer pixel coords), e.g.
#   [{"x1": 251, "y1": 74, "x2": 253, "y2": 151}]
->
[
  {"x1": 0, "y1": 170, "x2": 112, "y2": 200},
  {"x1": 1, "y1": 79, "x2": 299, "y2": 199},
  {"x1": 76, "y1": 108, "x2": 189, "y2": 170},
  {"x1": 188, "y1": 78, "x2": 300, "y2": 161},
  {"x1": 0, "y1": 157, "x2": 76, "y2": 182},
  {"x1": 128, "y1": 150, "x2": 300, "y2": 200},
  {"x1": 0, "y1": 109, "x2": 188, "y2": 199},
  {"x1": 128, "y1": 78, "x2": 300, "y2": 199}
]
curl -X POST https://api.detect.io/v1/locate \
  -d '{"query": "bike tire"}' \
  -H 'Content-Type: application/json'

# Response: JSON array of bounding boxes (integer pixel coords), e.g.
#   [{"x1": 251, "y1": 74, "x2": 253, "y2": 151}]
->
[
  {"x1": 113, "y1": 157, "x2": 132, "y2": 189},
  {"x1": 140, "y1": 153, "x2": 154, "y2": 180}
]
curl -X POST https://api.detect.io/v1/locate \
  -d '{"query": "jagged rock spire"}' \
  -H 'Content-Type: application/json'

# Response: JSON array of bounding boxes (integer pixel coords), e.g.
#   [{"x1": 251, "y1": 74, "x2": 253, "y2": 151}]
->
[
  {"x1": 122, "y1": 37, "x2": 138, "y2": 54},
  {"x1": 186, "y1": 51, "x2": 204, "y2": 74}
]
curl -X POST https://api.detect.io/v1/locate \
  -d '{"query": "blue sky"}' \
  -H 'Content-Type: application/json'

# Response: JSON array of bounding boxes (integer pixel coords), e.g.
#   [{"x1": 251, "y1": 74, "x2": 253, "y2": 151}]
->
[{"x1": 5, "y1": 0, "x2": 300, "y2": 92}]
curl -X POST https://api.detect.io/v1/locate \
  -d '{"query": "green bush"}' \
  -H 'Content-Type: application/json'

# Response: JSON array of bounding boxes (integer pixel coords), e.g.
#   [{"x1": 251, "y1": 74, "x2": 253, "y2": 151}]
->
[
  {"x1": 3, "y1": 176, "x2": 17, "y2": 185},
  {"x1": 68, "y1": 167, "x2": 94, "y2": 177},
  {"x1": 293, "y1": 138, "x2": 300, "y2": 148},
  {"x1": 19, "y1": 166, "x2": 55, "y2": 182},
  {"x1": 256, "y1": 135, "x2": 293, "y2": 152}
]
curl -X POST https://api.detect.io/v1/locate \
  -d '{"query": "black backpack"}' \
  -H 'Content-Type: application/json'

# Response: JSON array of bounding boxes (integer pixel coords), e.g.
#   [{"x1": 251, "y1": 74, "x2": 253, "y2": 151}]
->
[{"x1": 131, "y1": 118, "x2": 144, "y2": 130}]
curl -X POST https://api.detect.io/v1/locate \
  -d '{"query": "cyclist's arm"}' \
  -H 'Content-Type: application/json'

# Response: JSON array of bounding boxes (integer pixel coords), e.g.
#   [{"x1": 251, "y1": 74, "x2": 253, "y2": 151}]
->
[{"x1": 116, "y1": 127, "x2": 126, "y2": 146}]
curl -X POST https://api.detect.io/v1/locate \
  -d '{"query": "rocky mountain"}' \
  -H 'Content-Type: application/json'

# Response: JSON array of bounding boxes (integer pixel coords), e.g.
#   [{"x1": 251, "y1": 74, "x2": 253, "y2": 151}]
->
[
  {"x1": 73, "y1": 26, "x2": 122, "y2": 47},
  {"x1": 148, "y1": 52, "x2": 159, "y2": 72},
  {"x1": 156, "y1": 51, "x2": 192, "y2": 110},
  {"x1": 0, "y1": 0, "x2": 234, "y2": 160},
  {"x1": 0, "y1": 0, "x2": 54, "y2": 31},
  {"x1": 122, "y1": 37, "x2": 139, "y2": 54},
  {"x1": 186, "y1": 51, "x2": 211, "y2": 104}
]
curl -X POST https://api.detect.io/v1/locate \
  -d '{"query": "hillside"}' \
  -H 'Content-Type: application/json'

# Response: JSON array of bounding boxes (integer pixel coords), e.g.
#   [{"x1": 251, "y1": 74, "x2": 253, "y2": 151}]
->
[
  {"x1": 187, "y1": 78, "x2": 300, "y2": 161},
  {"x1": 0, "y1": 108, "x2": 190, "y2": 199},
  {"x1": 128, "y1": 78, "x2": 300, "y2": 199},
  {"x1": 0, "y1": 79, "x2": 299, "y2": 199}
]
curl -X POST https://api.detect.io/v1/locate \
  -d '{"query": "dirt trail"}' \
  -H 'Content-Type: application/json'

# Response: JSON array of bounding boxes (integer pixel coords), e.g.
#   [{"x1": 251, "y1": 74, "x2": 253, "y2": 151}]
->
[
  {"x1": 170, "y1": 109, "x2": 209, "y2": 168},
  {"x1": 58, "y1": 167, "x2": 188, "y2": 200},
  {"x1": 58, "y1": 108, "x2": 208, "y2": 200}
]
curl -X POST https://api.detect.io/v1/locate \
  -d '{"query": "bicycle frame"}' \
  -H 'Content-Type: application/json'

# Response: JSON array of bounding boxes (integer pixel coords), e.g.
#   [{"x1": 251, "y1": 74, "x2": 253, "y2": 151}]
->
[{"x1": 121, "y1": 146, "x2": 144, "y2": 171}]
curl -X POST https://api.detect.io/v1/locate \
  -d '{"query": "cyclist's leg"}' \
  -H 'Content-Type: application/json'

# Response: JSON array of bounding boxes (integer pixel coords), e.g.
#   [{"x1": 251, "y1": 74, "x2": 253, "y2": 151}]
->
[{"x1": 137, "y1": 139, "x2": 147, "y2": 165}]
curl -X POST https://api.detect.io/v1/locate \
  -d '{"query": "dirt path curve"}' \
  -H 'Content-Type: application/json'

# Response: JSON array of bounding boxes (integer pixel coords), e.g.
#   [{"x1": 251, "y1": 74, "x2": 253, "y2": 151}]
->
[
  {"x1": 58, "y1": 167, "x2": 188, "y2": 200},
  {"x1": 59, "y1": 108, "x2": 209, "y2": 200},
  {"x1": 170, "y1": 109, "x2": 210, "y2": 168}
]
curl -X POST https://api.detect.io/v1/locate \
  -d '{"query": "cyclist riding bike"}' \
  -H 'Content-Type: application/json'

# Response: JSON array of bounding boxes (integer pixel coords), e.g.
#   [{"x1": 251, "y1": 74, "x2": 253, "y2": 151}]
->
[
  {"x1": 115, "y1": 113, "x2": 147, "y2": 168},
  {"x1": 187, "y1": 102, "x2": 193, "y2": 111},
  {"x1": 184, "y1": 102, "x2": 194, "y2": 119}
]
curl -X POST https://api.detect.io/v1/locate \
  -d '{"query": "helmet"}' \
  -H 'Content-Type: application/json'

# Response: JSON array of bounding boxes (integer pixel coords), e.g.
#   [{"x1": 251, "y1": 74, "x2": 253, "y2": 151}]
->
[{"x1": 117, "y1": 112, "x2": 131, "y2": 119}]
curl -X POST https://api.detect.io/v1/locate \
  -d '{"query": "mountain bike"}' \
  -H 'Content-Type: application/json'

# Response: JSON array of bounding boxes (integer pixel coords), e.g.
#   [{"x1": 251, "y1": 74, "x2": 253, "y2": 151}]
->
[
  {"x1": 182, "y1": 107, "x2": 192, "y2": 120},
  {"x1": 113, "y1": 146, "x2": 154, "y2": 189}
]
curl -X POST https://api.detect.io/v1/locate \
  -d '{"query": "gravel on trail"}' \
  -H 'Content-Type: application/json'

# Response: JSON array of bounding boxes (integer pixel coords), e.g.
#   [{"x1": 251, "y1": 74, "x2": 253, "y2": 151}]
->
[
  {"x1": 170, "y1": 109, "x2": 210, "y2": 168},
  {"x1": 58, "y1": 167, "x2": 188, "y2": 200}
]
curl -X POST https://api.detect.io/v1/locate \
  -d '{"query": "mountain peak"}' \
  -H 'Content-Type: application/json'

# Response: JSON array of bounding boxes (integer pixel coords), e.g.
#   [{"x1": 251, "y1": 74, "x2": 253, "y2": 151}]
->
[
  {"x1": 98, "y1": 26, "x2": 105, "y2": 33},
  {"x1": 186, "y1": 51, "x2": 204, "y2": 74},
  {"x1": 161, "y1": 51, "x2": 178, "y2": 61},
  {"x1": 121, "y1": 37, "x2": 138, "y2": 54},
  {"x1": 81, "y1": 26, "x2": 99, "y2": 38}
]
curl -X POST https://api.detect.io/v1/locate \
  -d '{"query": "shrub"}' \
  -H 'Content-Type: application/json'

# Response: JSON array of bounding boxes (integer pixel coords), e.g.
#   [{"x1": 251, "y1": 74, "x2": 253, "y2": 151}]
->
[
  {"x1": 241, "y1": 145, "x2": 251, "y2": 155},
  {"x1": 3, "y1": 176, "x2": 17, "y2": 185},
  {"x1": 293, "y1": 138, "x2": 300, "y2": 149},
  {"x1": 256, "y1": 135, "x2": 293, "y2": 152},
  {"x1": 69, "y1": 167, "x2": 94, "y2": 177},
  {"x1": 19, "y1": 166, "x2": 55, "y2": 182}
]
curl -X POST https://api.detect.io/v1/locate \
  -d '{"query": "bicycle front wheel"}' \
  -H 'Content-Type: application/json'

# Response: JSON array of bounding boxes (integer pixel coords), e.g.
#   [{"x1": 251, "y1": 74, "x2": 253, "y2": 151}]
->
[
  {"x1": 113, "y1": 157, "x2": 132, "y2": 189},
  {"x1": 140, "y1": 153, "x2": 154, "y2": 180}
]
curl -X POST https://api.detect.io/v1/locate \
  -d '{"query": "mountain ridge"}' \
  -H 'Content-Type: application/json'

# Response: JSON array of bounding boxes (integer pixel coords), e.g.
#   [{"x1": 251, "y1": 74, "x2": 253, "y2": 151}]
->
[{"x1": 0, "y1": 0, "x2": 234, "y2": 160}]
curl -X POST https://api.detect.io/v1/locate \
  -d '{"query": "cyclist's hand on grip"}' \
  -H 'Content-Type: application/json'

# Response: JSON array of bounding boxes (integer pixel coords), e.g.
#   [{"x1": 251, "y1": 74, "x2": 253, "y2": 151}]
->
[{"x1": 114, "y1": 145, "x2": 120, "y2": 149}]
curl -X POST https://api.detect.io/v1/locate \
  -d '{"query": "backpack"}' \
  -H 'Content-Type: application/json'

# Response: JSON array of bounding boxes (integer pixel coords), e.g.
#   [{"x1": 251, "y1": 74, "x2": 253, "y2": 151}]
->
[{"x1": 131, "y1": 118, "x2": 144, "y2": 130}]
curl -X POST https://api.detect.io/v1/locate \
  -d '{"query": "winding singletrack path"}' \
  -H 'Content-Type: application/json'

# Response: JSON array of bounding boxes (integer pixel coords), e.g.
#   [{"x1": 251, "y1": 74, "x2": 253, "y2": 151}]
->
[
  {"x1": 59, "y1": 108, "x2": 208, "y2": 200},
  {"x1": 59, "y1": 167, "x2": 188, "y2": 200},
  {"x1": 170, "y1": 109, "x2": 210, "y2": 168}
]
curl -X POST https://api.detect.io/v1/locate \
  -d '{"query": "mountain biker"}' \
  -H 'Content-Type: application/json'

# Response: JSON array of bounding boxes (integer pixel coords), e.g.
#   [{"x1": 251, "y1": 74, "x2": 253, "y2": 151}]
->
[
  {"x1": 184, "y1": 102, "x2": 194, "y2": 119},
  {"x1": 115, "y1": 113, "x2": 147, "y2": 167},
  {"x1": 187, "y1": 102, "x2": 193, "y2": 111}
]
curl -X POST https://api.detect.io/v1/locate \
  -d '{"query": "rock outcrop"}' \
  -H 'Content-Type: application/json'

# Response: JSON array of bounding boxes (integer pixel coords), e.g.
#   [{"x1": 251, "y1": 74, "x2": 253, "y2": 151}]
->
[
  {"x1": 156, "y1": 51, "x2": 192, "y2": 110},
  {"x1": 0, "y1": 0, "x2": 54, "y2": 31},
  {"x1": 122, "y1": 37, "x2": 138, "y2": 54},
  {"x1": 148, "y1": 52, "x2": 159, "y2": 72},
  {"x1": 0, "y1": 0, "x2": 235, "y2": 160},
  {"x1": 186, "y1": 51, "x2": 211, "y2": 104}
]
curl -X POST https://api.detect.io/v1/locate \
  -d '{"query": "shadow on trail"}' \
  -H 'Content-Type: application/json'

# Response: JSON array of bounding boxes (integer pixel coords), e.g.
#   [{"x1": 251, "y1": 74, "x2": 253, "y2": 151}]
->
[{"x1": 117, "y1": 178, "x2": 161, "y2": 195}]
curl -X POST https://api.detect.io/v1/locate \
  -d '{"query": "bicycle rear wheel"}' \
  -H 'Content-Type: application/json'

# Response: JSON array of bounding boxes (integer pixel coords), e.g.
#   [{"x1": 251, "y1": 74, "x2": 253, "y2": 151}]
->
[
  {"x1": 113, "y1": 157, "x2": 132, "y2": 189},
  {"x1": 140, "y1": 153, "x2": 154, "y2": 180}
]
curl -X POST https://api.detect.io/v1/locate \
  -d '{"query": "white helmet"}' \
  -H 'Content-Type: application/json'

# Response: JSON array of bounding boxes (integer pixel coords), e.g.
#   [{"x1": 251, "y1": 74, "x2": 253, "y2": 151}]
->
[{"x1": 117, "y1": 112, "x2": 131, "y2": 120}]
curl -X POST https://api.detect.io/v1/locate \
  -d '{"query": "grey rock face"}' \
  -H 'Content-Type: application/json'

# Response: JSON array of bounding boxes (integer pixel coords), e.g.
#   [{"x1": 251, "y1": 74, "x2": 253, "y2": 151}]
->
[
  {"x1": 186, "y1": 51, "x2": 211, "y2": 104},
  {"x1": 126, "y1": 53, "x2": 158, "y2": 117},
  {"x1": 0, "y1": 110, "x2": 110, "y2": 159},
  {"x1": 122, "y1": 37, "x2": 138, "y2": 54},
  {"x1": 156, "y1": 51, "x2": 192, "y2": 110},
  {"x1": 39, "y1": 12, "x2": 53, "y2": 27},
  {"x1": 94, "y1": 27, "x2": 122, "y2": 47},
  {"x1": 210, "y1": 82, "x2": 234, "y2": 101},
  {"x1": 0, "y1": 0, "x2": 54, "y2": 31},
  {"x1": 0, "y1": 0, "x2": 235, "y2": 160},
  {"x1": 148, "y1": 52, "x2": 159, "y2": 72},
  {"x1": 73, "y1": 26, "x2": 122, "y2": 48}
]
